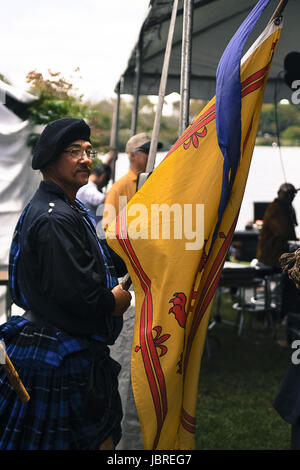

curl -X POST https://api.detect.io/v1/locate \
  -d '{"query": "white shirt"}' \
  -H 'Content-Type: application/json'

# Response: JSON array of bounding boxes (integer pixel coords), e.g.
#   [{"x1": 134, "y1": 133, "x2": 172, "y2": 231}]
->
[{"x1": 76, "y1": 181, "x2": 105, "y2": 218}]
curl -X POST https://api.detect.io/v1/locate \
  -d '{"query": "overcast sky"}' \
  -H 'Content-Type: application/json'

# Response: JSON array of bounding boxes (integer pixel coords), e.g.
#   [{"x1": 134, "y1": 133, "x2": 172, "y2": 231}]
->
[{"x1": 1, "y1": 0, "x2": 150, "y2": 102}]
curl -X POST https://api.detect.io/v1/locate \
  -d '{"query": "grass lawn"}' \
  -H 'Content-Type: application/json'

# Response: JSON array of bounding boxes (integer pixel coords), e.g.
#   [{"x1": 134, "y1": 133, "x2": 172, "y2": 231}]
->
[{"x1": 195, "y1": 290, "x2": 292, "y2": 450}]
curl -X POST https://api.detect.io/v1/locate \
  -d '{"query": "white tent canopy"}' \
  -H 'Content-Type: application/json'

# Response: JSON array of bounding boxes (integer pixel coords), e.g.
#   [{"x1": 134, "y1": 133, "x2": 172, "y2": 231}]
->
[
  {"x1": 117, "y1": 0, "x2": 298, "y2": 103},
  {"x1": 0, "y1": 80, "x2": 40, "y2": 267},
  {"x1": 0, "y1": 79, "x2": 41, "y2": 320}
]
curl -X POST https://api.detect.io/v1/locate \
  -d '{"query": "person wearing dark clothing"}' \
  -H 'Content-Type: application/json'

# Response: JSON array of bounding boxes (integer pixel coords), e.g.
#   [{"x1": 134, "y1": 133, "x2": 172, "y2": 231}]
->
[
  {"x1": 77, "y1": 163, "x2": 111, "y2": 222},
  {"x1": 0, "y1": 118, "x2": 131, "y2": 450},
  {"x1": 257, "y1": 183, "x2": 298, "y2": 268},
  {"x1": 274, "y1": 249, "x2": 300, "y2": 449},
  {"x1": 256, "y1": 183, "x2": 299, "y2": 321}
]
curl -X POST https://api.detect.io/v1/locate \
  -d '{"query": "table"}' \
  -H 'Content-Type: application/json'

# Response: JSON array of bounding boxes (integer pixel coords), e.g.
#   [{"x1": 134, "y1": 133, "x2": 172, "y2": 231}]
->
[
  {"x1": 212, "y1": 276, "x2": 263, "y2": 336},
  {"x1": 231, "y1": 230, "x2": 259, "y2": 262},
  {"x1": 211, "y1": 262, "x2": 277, "y2": 336}
]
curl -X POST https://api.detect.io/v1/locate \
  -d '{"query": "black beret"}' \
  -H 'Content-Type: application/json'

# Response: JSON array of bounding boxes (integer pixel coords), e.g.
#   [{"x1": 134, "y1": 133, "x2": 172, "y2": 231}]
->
[{"x1": 32, "y1": 118, "x2": 91, "y2": 170}]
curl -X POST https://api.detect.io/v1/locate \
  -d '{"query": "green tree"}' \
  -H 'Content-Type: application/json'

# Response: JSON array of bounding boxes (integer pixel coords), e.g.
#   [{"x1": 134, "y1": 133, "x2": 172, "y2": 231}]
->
[
  {"x1": 258, "y1": 102, "x2": 300, "y2": 145},
  {"x1": 281, "y1": 125, "x2": 300, "y2": 145},
  {"x1": 26, "y1": 69, "x2": 89, "y2": 125},
  {"x1": 26, "y1": 69, "x2": 93, "y2": 153},
  {"x1": 87, "y1": 98, "x2": 114, "y2": 153}
]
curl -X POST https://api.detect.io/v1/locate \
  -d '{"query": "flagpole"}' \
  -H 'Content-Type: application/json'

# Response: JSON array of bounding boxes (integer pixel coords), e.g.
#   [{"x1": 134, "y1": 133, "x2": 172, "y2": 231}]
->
[
  {"x1": 146, "y1": 0, "x2": 179, "y2": 173},
  {"x1": 268, "y1": 0, "x2": 289, "y2": 23},
  {"x1": 179, "y1": 0, "x2": 194, "y2": 136}
]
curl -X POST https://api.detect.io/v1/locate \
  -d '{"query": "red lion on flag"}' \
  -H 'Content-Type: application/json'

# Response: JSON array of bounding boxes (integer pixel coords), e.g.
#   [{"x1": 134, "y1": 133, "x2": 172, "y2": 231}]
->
[{"x1": 168, "y1": 292, "x2": 188, "y2": 328}]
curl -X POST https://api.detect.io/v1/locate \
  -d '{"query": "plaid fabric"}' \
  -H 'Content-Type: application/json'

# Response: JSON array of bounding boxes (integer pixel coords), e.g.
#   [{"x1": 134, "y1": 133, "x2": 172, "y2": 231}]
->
[{"x1": 0, "y1": 316, "x2": 122, "y2": 450}]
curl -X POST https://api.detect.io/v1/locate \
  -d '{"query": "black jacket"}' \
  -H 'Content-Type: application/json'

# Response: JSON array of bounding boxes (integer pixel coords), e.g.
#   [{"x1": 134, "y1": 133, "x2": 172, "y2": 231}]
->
[
  {"x1": 257, "y1": 198, "x2": 297, "y2": 267},
  {"x1": 11, "y1": 181, "x2": 127, "y2": 338}
]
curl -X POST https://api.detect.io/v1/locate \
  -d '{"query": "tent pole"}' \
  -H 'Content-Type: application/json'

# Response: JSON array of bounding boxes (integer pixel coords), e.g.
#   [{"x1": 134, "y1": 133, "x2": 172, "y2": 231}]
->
[
  {"x1": 110, "y1": 80, "x2": 121, "y2": 183},
  {"x1": 130, "y1": 34, "x2": 143, "y2": 136},
  {"x1": 147, "y1": 0, "x2": 179, "y2": 172},
  {"x1": 179, "y1": 0, "x2": 194, "y2": 136}
]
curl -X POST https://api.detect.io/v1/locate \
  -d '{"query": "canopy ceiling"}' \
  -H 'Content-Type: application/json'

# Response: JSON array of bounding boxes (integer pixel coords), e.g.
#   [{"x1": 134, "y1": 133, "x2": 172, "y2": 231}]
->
[{"x1": 117, "y1": 0, "x2": 298, "y2": 103}]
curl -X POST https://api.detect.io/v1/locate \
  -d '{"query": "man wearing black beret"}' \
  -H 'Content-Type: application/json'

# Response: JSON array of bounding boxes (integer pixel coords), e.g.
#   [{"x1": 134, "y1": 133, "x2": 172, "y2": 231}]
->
[{"x1": 0, "y1": 117, "x2": 131, "y2": 450}]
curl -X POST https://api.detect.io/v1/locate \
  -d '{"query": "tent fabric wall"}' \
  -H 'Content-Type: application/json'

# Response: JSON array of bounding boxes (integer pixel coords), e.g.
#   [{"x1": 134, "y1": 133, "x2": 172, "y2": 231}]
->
[
  {"x1": 0, "y1": 106, "x2": 40, "y2": 266},
  {"x1": 117, "y1": 0, "x2": 297, "y2": 102},
  {"x1": 0, "y1": 83, "x2": 40, "y2": 319}
]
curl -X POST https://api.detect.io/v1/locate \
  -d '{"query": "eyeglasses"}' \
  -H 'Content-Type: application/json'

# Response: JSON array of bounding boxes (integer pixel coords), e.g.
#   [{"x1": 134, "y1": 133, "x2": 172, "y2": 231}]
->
[{"x1": 64, "y1": 149, "x2": 98, "y2": 160}]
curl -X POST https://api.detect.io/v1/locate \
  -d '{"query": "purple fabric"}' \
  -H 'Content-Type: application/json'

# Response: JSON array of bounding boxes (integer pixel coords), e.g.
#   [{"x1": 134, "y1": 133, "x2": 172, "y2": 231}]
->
[{"x1": 215, "y1": 0, "x2": 271, "y2": 221}]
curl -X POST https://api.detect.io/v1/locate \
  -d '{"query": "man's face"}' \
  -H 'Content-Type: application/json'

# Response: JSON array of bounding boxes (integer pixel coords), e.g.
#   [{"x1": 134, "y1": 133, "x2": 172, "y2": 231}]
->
[
  {"x1": 133, "y1": 150, "x2": 148, "y2": 173},
  {"x1": 50, "y1": 139, "x2": 92, "y2": 191}
]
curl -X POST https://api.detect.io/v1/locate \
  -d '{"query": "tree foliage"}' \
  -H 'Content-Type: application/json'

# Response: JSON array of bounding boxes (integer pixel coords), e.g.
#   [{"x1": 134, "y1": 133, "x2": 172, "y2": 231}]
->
[
  {"x1": 256, "y1": 102, "x2": 300, "y2": 145},
  {"x1": 26, "y1": 69, "x2": 92, "y2": 153},
  {"x1": 25, "y1": 69, "x2": 300, "y2": 156},
  {"x1": 26, "y1": 69, "x2": 89, "y2": 124}
]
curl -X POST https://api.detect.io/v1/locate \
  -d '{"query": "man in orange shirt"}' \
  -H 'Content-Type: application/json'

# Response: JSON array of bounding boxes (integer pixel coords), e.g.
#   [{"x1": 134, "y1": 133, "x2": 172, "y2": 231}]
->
[{"x1": 103, "y1": 132, "x2": 162, "y2": 230}]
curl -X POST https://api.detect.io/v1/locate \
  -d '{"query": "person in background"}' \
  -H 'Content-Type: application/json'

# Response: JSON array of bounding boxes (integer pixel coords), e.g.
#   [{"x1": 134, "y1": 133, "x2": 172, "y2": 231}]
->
[
  {"x1": 0, "y1": 118, "x2": 131, "y2": 450},
  {"x1": 256, "y1": 183, "x2": 298, "y2": 268},
  {"x1": 256, "y1": 183, "x2": 299, "y2": 325},
  {"x1": 274, "y1": 248, "x2": 300, "y2": 450},
  {"x1": 102, "y1": 132, "x2": 162, "y2": 230},
  {"x1": 77, "y1": 163, "x2": 111, "y2": 221}
]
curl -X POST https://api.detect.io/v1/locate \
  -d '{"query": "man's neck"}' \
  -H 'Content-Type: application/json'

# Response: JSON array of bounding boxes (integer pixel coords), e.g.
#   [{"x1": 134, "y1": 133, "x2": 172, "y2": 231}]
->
[
  {"x1": 43, "y1": 175, "x2": 77, "y2": 203},
  {"x1": 130, "y1": 165, "x2": 146, "y2": 175}
]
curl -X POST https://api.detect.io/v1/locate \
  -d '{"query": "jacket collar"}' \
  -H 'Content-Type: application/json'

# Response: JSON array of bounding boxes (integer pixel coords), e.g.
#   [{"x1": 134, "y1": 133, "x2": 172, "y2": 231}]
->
[
  {"x1": 40, "y1": 180, "x2": 68, "y2": 199},
  {"x1": 39, "y1": 180, "x2": 84, "y2": 212}
]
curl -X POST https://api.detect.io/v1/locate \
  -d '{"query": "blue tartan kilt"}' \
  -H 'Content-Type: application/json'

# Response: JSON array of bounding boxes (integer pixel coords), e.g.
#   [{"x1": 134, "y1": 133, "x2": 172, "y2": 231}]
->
[{"x1": 0, "y1": 316, "x2": 123, "y2": 450}]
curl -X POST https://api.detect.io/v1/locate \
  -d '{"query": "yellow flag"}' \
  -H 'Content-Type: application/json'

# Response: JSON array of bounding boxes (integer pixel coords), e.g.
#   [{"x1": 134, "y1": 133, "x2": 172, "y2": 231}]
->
[{"x1": 107, "y1": 13, "x2": 281, "y2": 449}]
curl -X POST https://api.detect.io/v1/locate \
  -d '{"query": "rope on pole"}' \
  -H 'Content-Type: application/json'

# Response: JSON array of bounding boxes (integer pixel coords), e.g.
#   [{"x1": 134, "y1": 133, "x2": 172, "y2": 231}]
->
[{"x1": 270, "y1": 0, "x2": 289, "y2": 182}]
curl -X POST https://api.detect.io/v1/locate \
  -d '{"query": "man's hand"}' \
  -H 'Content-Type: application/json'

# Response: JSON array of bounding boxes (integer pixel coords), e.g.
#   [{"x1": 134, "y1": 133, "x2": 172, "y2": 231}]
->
[{"x1": 111, "y1": 284, "x2": 132, "y2": 316}]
